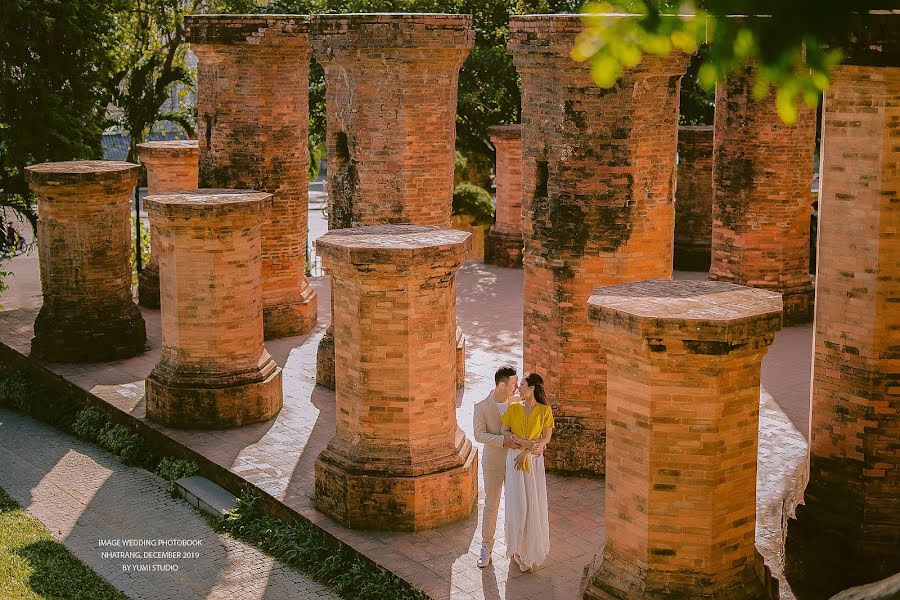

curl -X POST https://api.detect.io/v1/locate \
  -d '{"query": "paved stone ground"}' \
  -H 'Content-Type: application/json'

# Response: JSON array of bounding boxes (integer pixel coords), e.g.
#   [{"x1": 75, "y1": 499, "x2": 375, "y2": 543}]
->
[
  {"x1": 0, "y1": 408, "x2": 338, "y2": 600},
  {"x1": 0, "y1": 259, "x2": 811, "y2": 600}
]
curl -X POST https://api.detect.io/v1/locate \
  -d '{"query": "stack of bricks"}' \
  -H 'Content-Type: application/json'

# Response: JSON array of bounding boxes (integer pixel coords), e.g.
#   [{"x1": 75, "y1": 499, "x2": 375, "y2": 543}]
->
[
  {"x1": 787, "y1": 16, "x2": 900, "y2": 594},
  {"x1": 583, "y1": 280, "x2": 782, "y2": 600},
  {"x1": 484, "y1": 124, "x2": 524, "y2": 268},
  {"x1": 310, "y1": 13, "x2": 474, "y2": 390},
  {"x1": 710, "y1": 67, "x2": 816, "y2": 325},
  {"x1": 673, "y1": 125, "x2": 714, "y2": 271},
  {"x1": 314, "y1": 225, "x2": 477, "y2": 531},
  {"x1": 186, "y1": 15, "x2": 316, "y2": 339},
  {"x1": 25, "y1": 161, "x2": 146, "y2": 362},
  {"x1": 136, "y1": 140, "x2": 199, "y2": 308},
  {"x1": 509, "y1": 14, "x2": 689, "y2": 475},
  {"x1": 145, "y1": 190, "x2": 282, "y2": 429}
]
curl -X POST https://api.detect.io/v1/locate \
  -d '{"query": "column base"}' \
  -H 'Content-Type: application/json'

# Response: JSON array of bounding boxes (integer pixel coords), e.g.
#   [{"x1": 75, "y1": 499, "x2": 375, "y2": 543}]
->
[
  {"x1": 263, "y1": 285, "x2": 318, "y2": 339},
  {"x1": 543, "y1": 416, "x2": 605, "y2": 476},
  {"x1": 138, "y1": 263, "x2": 161, "y2": 309},
  {"x1": 673, "y1": 241, "x2": 711, "y2": 272},
  {"x1": 582, "y1": 545, "x2": 778, "y2": 600},
  {"x1": 314, "y1": 437, "x2": 478, "y2": 531},
  {"x1": 31, "y1": 303, "x2": 147, "y2": 362},
  {"x1": 145, "y1": 360, "x2": 283, "y2": 429},
  {"x1": 456, "y1": 327, "x2": 466, "y2": 390},
  {"x1": 484, "y1": 227, "x2": 523, "y2": 268},
  {"x1": 315, "y1": 326, "x2": 335, "y2": 390}
]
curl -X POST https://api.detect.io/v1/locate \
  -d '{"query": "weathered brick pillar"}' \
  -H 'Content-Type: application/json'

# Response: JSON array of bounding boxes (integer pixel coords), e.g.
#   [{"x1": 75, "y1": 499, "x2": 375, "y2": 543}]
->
[
  {"x1": 145, "y1": 190, "x2": 282, "y2": 429},
  {"x1": 187, "y1": 15, "x2": 316, "y2": 339},
  {"x1": 25, "y1": 161, "x2": 146, "y2": 362},
  {"x1": 787, "y1": 54, "x2": 900, "y2": 592},
  {"x1": 583, "y1": 280, "x2": 782, "y2": 600},
  {"x1": 314, "y1": 225, "x2": 477, "y2": 531},
  {"x1": 485, "y1": 124, "x2": 524, "y2": 268},
  {"x1": 310, "y1": 13, "x2": 474, "y2": 390},
  {"x1": 710, "y1": 67, "x2": 816, "y2": 325},
  {"x1": 509, "y1": 15, "x2": 689, "y2": 475},
  {"x1": 674, "y1": 125, "x2": 714, "y2": 271},
  {"x1": 136, "y1": 140, "x2": 199, "y2": 308}
]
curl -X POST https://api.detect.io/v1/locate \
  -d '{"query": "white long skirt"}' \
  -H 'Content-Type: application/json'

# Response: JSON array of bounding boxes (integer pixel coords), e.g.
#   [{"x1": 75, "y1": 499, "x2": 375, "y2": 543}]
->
[{"x1": 503, "y1": 451, "x2": 550, "y2": 570}]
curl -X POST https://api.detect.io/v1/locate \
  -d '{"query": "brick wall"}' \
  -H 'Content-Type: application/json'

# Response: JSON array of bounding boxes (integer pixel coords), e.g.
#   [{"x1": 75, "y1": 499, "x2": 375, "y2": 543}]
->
[{"x1": 674, "y1": 125, "x2": 713, "y2": 271}]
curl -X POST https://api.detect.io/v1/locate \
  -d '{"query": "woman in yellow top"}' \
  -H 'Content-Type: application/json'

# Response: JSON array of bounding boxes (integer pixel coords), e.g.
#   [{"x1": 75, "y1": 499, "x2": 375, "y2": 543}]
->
[{"x1": 500, "y1": 372, "x2": 553, "y2": 573}]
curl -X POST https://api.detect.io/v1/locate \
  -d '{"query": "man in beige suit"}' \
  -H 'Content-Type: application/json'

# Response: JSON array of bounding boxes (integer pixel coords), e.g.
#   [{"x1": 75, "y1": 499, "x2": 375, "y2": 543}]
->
[{"x1": 473, "y1": 365, "x2": 537, "y2": 567}]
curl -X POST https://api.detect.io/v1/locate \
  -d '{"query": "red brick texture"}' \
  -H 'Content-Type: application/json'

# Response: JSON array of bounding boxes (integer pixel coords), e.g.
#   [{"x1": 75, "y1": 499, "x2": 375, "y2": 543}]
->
[
  {"x1": 674, "y1": 125, "x2": 713, "y2": 271},
  {"x1": 583, "y1": 280, "x2": 782, "y2": 600},
  {"x1": 25, "y1": 161, "x2": 146, "y2": 362},
  {"x1": 710, "y1": 68, "x2": 816, "y2": 325},
  {"x1": 310, "y1": 13, "x2": 474, "y2": 391},
  {"x1": 144, "y1": 190, "x2": 282, "y2": 429},
  {"x1": 509, "y1": 15, "x2": 689, "y2": 475},
  {"x1": 788, "y1": 63, "x2": 900, "y2": 588},
  {"x1": 187, "y1": 15, "x2": 317, "y2": 340},
  {"x1": 485, "y1": 125, "x2": 524, "y2": 268},
  {"x1": 136, "y1": 140, "x2": 199, "y2": 309},
  {"x1": 313, "y1": 225, "x2": 477, "y2": 531}
]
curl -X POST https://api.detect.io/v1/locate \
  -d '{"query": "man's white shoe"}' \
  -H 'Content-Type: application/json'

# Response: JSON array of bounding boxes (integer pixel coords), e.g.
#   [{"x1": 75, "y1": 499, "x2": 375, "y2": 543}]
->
[{"x1": 477, "y1": 545, "x2": 492, "y2": 568}]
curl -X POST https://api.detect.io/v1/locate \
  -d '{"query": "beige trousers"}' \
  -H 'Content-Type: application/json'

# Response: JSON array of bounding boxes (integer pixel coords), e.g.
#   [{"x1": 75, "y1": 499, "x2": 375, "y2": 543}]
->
[{"x1": 481, "y1": 469, "x2": 505, "y2": 549}]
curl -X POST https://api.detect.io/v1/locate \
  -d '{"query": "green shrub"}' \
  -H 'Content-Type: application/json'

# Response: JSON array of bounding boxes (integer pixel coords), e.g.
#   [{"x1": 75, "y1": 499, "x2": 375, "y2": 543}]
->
[
  {"x1": 0, "y1": 369, "x2": 77, "y2": 428},
  {"x1": 0, "y1": 370, "x2": 32, "y2": 411},
  {"x1": 452, "y1": 183, "x2": 495, "y2": 226},
  {"x1": 72, "y1": 407, "x2": 154, "y2": 468},
  {"x1": 156, "y1": 457, "x2": 199, "y2": 495}
]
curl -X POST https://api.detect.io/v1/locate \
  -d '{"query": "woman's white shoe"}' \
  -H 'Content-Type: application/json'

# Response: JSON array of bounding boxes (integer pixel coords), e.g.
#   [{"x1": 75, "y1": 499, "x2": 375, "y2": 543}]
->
[{"x1": 477, "y1": 545, "x2": 492, "y2": 568}]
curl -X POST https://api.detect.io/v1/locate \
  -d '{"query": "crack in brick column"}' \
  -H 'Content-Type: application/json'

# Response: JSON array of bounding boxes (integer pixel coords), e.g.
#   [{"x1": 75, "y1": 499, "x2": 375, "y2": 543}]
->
[
  {"x1": 583, "y1": 280, "x2": 783, "y2": 599},
  {"x1": 485, "y1": 124, "x2": 524, "y2": 268},
  {"x1": 187, "y1": 15, "x2": 317, "y2": 339},
  {"x1": 674, "y1": 125, "x2": 713, "y2": 271},
  {"x1": 136, "y1": 140, "x2": 199, "y2": 309},
  {"x1": 309, "y1": 13, "x2": 475, "y2": 391},
  {"x1": 25, "y1": 161, "x2": 146, "y2": 362},
  {"x1": 509, "y1": 14, "x2": 689, "y2": 476},
  {"x1": 710, "y1": 67, "x2": 816, "y2": 326},
  {"x1": 313, "y1": 224, "x2": 477, "y2": 531}
]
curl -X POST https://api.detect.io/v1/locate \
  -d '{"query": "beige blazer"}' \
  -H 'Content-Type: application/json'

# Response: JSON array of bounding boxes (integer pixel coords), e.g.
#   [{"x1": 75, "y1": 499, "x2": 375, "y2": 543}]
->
[{"x1": 473, "y1": 392, "x2": 509, "y2": 473}]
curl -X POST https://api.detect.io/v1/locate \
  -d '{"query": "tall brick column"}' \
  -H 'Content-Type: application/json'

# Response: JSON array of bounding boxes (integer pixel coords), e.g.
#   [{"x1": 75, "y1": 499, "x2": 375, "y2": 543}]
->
[
  {"x1": 25, "y1": 161, "x2": 146, "y2": 362},
  {"x1": 310, "y1": 13, "x2": 474, "y2": 390},
  {"x1": 314, "y1": 225, "x2": 477, "y2": 531},
  {"x1": 710, "y1": 67, "x2": 816, "y2": 325},
  {"x1": 510, "y1": 15, "x2": 689, "y2": 475},
  {"x1": 674, "y1": 125, "x2": 714, "y2": 271},
  {"x1": 136, "y1": 140, "x2": 199, "y2": 308},
  {"x1": 145, "y1": 190, "x2": 282, "y2": 429},
  {"x1": 583, "y1": 280, "x2": 782, "y2": 600},
  {"x1": 786, "y1": 34, "x2": 900, "y2": 594},
  {"x1": 187, "y1": 15, "x2": 316, "y2": 339},
  {"x1": 485, "y1": 124, "x2": 524, "y2": 268}
]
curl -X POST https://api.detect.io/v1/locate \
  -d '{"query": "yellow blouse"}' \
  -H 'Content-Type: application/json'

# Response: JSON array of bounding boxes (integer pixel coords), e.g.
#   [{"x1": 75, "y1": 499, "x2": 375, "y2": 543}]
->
[{"x1": 501, "y1": 402, "x2": 554, "y2": 473}]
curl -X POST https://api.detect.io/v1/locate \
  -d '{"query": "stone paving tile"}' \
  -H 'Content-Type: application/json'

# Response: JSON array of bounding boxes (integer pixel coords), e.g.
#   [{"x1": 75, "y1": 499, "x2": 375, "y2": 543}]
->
[
  {"x1": 0, "y1": 264, "x2": 811, "y2": 599},
  {"x1": 0, "y1": 409, "x2": 338, "y2": 600}
]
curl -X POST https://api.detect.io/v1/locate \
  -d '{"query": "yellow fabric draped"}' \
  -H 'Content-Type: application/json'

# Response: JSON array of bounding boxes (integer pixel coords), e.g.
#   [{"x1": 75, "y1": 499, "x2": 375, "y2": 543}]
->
[{"x1": 501, "y1": 402, "x2": 554, "y2": 473}]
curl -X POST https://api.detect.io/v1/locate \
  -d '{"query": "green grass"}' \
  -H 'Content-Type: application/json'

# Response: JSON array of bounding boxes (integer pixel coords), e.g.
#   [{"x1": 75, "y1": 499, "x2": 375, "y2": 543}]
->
[{"x1": 0, "y1": 487, "x2": 126, "y2": 600}]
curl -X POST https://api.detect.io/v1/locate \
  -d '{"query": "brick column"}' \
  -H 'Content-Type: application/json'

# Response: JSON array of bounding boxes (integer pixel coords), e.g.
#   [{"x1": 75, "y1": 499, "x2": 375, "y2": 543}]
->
[
  {"x1": 25, "y1": 161, "x2": 146, "y2": 362},
  {"x1": 583, "y1": 280, "x2": 782, "y2": 600},
  {"x1": 674, "y1": 125, "x2": 714, "y2": 271},
  {"x1": 145, "y1": 190, "x2": 282, "y2": 429},
  {"x1": 187, "y1": 15, "x2": 316, "y2": 339},
  {"x1": 310, "y1": 13, "x2": 474, "y2": 390},
  {"x1": 710, "y1": 67, "x2": 816, "y2": 325},
  {"x1": 314, "y1": 225, "x2": 477, "y2": 531},
  {"x1": 136, "y1": 140, "x2": 199, "y2": 308},
  {"x1": 787, "y1": 59, "x2": 900, "y2": 591},
  {"x1": 485, "y1": 124, "x2": 524, "y2": 268},
  {"x1": 509, "y1": 15, "x2": 689, "y2": 475}
]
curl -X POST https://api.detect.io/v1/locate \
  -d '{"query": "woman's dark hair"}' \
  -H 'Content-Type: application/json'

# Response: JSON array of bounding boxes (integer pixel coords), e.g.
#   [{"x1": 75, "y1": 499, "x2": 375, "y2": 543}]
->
[
  {"x1": 495, "y1": 365, "x2": 517, "y2": 386},
  {"x1": 525, "y1": 373, "x2": 547, "y2": 405}
]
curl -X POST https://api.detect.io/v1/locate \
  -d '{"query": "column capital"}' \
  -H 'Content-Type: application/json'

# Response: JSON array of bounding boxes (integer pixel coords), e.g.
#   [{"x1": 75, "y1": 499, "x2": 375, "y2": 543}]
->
[
  {"x1": 25, "y1": 160, "x2": 138, "y2": 193},
  {"x1": 146, "y1": 189, "x2": 271, "y2": 223},
  {"x1": 185, "y1": 14, "x2": 310, "y2": 48},
  {"x1": 137, "y1": 140, "x2": 199, "y2": 165},
  {"x1": 488, "y1": 124, "x2": 522, "y2": 143}
]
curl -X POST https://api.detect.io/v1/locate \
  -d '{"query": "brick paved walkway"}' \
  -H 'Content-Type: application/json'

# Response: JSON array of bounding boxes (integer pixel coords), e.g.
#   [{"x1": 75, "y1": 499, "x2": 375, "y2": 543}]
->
[
  {"x1": 0, "y1": 259, "x2": 811, "y2": 600},
  {"x1": 0, "y1": 408, "x2": 338, "y2": 600}
]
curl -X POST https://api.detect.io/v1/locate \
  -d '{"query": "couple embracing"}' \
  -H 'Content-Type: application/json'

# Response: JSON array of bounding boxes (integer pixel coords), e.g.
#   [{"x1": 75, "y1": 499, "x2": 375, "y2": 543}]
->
[{"x1": 473, "y1": 366, "x2": 554, "y2": 572}]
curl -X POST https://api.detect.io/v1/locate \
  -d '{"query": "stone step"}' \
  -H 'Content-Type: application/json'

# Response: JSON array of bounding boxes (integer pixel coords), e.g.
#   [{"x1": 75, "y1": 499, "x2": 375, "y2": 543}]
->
[{"x1": 174, "y1": 476, "x2": 237, "y2": 518}]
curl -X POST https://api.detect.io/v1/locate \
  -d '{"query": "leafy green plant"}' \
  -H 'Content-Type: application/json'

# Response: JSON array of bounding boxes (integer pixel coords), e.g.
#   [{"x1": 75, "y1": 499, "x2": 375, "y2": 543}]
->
[
  {"x1": 453, "y1": 183, "x2": 495, "y2": 226},
  {"x1": 0, "y1": 370, "x2": 32, "y2": 412},
  {"x1": 156, "y1": 457, "x2": 199, "y2": 495},
  {"x1": 72, "y1": 407, "x2": 155, "y2": 468}
]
